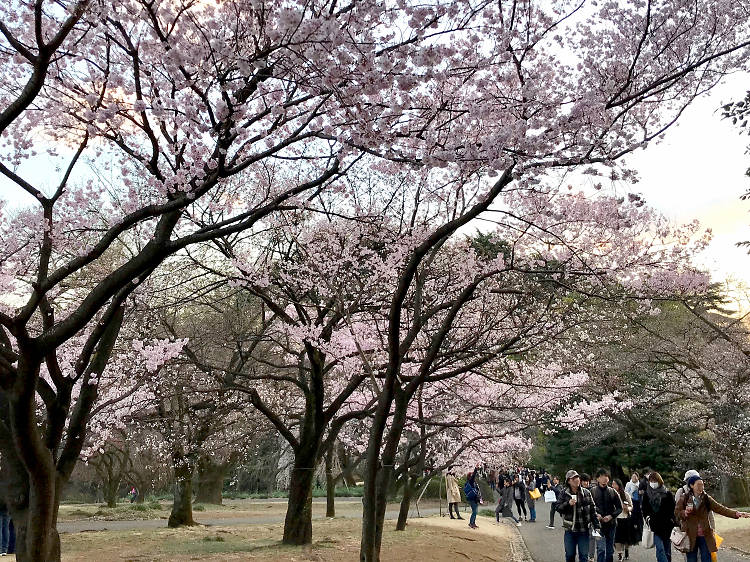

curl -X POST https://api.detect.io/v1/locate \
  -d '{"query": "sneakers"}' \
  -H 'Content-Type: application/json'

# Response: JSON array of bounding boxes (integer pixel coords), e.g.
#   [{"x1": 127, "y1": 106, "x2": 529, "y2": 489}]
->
[
  {"x1": 516, "y1": 522, "x2": 522, "y2": 526},
  {"x1": 546, "y1": 525, "x2": 555, "y2": 529}
]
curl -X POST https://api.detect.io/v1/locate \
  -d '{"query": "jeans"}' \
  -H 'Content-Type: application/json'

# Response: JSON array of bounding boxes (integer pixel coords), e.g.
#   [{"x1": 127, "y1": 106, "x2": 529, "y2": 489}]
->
[
  {"x1": 496, "y1": 503, "x2": 520, "y2": 523},
  {"x1": 549, "y1": 504, "x2": 556, "y2": 526},
  {"x1": 654, "y1": 534, "x2": 672, "y2": 562},
  {"x1": 564, "y1": 530, "x2": 590, "y2": 562},
  {"x1": 686, "y1": 536, "x2": 710, "y2": 562},
  {"x1": 529, "y1": 505, "x2": 536, "y2": 521},
  {"x1": 469, "y1": 500, "x2": 478, "y2": 526},
  {"x1": 597, "y1": 524, "x2": 616, "y2": 562},
  {"x1": 0, "y1": 513, "x2": 9, "y2": 554}
]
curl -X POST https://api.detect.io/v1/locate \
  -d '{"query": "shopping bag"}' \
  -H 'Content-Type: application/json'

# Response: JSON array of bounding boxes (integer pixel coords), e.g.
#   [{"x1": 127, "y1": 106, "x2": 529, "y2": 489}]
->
[
  {"x1": 544, "y1": 490, "x2": 557, "y2": 503},
  {"x1": 642, "y1": 521, "x2": 654, "y2": 549},
  {"x1": 710, "y1": 532, "x2": 724, "y2": 562},
  {"x1": 670, "y1": 527, "x2": 690, "y2": 553},
  {"x1": 530, "y1": 488, "x2": 541, "y2": 500}
]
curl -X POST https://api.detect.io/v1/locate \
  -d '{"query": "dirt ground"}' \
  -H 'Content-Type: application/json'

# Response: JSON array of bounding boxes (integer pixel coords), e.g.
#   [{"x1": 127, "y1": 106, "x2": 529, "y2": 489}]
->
[
  {"x1": 49, "y1": 515, "x2": 513, "y2": 561},
  {"x1": 714, "y1": 515, "x2": 750, "y2": 554}
]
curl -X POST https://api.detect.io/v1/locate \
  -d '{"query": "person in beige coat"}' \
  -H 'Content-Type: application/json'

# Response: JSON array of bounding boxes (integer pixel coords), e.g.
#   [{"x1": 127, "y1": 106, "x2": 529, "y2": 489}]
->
[{"x1": 445, "y1": 467, "x2": 463, "y2": 520}]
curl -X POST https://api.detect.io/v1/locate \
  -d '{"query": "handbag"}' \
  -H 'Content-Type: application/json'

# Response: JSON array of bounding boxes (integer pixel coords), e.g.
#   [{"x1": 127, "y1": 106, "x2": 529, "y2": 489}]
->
[
  {"x1": 670, "y1": 527, "x2": 690, "y2": 553},
  {"x1": 530, "y1": 488, "x2": 541, "y2": 500},
  {"x1": 642, "y1": 520, "x2": 654, "y2": 549},
  {"x1": 544, "y1": 490, "x2": 557, "y2": 503}
]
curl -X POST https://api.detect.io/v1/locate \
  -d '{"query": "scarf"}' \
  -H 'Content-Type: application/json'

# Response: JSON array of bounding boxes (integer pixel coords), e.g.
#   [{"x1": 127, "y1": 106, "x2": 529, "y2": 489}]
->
[{"x1": 646, "y1": 484, "x2": 667, "y2": 511}]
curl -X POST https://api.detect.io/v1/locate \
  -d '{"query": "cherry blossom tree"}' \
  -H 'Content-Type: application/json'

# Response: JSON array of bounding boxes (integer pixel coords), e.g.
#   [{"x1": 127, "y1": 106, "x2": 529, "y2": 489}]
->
[{"x1": 0, "y1": 1, "x2": 748, "y2": 561}]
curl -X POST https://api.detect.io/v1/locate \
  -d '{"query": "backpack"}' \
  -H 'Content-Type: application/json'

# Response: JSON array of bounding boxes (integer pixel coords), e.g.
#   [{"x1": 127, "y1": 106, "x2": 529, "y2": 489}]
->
[{"x1": 464, "y1": 481, "x2": 478, "y2": 502}]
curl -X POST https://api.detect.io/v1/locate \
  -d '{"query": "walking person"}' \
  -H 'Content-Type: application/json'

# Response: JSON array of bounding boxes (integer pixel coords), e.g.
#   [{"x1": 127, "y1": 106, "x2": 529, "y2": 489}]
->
[
  {"x1": 591, "y1": 468, "x2": 622, "y2": 562},
  {"x1": 547, "y1": 475, "x2": 562, "y2": 528},
  {"x1": 580, "y1": 473, "x2": 597, "y2": 562},
  {"x1": 513, "y1": 474, "x2": 528, "y2": 521},
  {"x1": 612, "y1": 478, "x2": 634, "y2": 561},
  {"x1": 464, "y1": 464, "x2": 482, "y2": 529},
  {"x1": 556, "y1": 470, "x2": 601, "y2": 562},
  {"x1": 641, "y1": 471, "x2": 675, "y2": 562},
  {"x1": 526, "y1": 475, "x2": 538, "y2": 522},
  {"x1": 675, "y1": 475, "x2": 750, "y2": 562},
  {"x1": 0, "y1": 496, "x2": 8, "y2": 556},
  {"x1": 625, "y1": 472, "x2": 643, "y2": 546},
  {"x1": 496, "y1": 477, "x2": 522, "y2": 526},
  {"x1": 445, "y1": 467, "x2": 463, "y2": 520}
]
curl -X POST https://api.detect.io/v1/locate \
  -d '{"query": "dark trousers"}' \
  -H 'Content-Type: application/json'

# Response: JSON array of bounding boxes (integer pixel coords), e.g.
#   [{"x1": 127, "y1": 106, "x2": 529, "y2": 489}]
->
[
  {"x1": 686, "y1": 536, "x2": 710, "y2": 562},
  {"x1": 448, "y1": 502, "x2": 462, "y2": 518},
  {"x1": 564, "y1": 529, "x2": 590, "y2": 562},
  {"x1": 549, "y1": 504, "x2": 556, "y2": 526},
  {"x1": 596, "y1": 524, "x2": 616, "y2": 562},
  {"x1": 515, "y1": 498, "x2": 527, "y2": 517},
  {"x1": 0, "y1": 513, "x2": 9, "y2": 554}
]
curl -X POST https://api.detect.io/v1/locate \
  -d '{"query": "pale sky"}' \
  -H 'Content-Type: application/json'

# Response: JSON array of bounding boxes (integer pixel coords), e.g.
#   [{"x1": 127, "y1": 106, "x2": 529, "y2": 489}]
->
[
  {"x1": 622, "y1": 73, "x2": 750, "y2": 292},
  {"x1": 2, "y1": 74, "x2": 750, "y2": 292}
]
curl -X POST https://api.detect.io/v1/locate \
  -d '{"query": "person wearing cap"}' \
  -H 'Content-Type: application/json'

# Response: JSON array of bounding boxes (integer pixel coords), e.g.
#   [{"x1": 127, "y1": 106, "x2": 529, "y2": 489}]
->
[
  {"x1": 675, "y1": 475, "x2": 750, "y2": 562},
  {"x1": 556, "y1": 469, "x2": 601, "y2": 562},
  {"x1": 675, "y1": 470, "x2": 713, "y2": 531}
]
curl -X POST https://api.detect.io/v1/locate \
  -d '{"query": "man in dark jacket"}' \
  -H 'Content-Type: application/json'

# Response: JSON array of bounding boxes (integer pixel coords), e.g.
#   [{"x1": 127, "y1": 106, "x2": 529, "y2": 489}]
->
[
  {"x1": 591, "y1": 468, "x2": 622, "y2": 562},
  {"x1": 556, "y1": 470, "x2": 601, "y2": 562}
]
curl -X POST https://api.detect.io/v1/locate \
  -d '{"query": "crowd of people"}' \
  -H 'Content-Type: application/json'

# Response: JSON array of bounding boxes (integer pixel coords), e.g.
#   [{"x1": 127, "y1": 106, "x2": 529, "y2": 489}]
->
[{"x1": 445, "y1": 464, "x2": 750, "y2": 562}]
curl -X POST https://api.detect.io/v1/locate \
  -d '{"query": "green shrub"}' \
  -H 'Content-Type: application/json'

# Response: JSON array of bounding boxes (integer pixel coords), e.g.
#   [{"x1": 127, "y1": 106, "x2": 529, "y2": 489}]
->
[
  {"x1": 193, "y1": 503, "x2": 206, "y2": 511},
  {"x1": 148, "y1": 501, "x2": 162, "y2": 510}
]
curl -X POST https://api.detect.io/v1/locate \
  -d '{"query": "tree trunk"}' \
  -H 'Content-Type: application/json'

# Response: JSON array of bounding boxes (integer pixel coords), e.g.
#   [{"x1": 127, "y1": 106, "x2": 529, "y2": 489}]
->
[
  {"x1": 194, "y1": 458, "x2": 226, "y2": 505},
  {"x1": 168, "y1": 452, "x2": 196, "y2": 527},
  {"x1": 396, "y1": 477, "x2": 414, "y2": 531},
  {"x1": 360, "y1": 390, "x2": 408, "y2": 562},
  {"x1": 282, "y1": 452, "x2": 316, "y2": 545},
  {"x1": 325, "y1": 445, "x2": 336, "y2": 518}
]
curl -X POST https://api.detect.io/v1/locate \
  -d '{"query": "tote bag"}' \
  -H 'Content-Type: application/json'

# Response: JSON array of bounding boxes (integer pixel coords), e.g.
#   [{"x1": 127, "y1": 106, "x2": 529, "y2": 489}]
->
[
  {"x1": 642, "y1": 521, "x2": 654, "y2": 549},
  {"x1": 544, "y1": 490, "x2": 557, "y2": 503},
  {"x1": 530, "y1": 488, "x2": 541, "y2": 500},
  {"x1": 670, "y1": 527, "x2": 690, "y2": 553}
]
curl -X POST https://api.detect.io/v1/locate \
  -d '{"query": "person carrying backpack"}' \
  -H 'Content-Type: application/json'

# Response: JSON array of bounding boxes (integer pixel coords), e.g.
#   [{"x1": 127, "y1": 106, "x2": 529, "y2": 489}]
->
[{"x1": 464, "y1": 465, "x2": 482, "y2": 529}]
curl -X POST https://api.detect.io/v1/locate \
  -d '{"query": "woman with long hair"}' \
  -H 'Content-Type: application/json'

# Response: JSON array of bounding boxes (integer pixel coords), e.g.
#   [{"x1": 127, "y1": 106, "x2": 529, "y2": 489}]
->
[{"x1": 612, "y1": 478, "x2": 635, "y2": 561}]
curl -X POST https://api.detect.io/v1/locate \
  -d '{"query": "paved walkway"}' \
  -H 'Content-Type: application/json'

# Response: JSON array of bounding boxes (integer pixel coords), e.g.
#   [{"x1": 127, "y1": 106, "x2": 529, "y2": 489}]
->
[{"x1": 514, "y1": 501, "x2": 750, "y2": 562}]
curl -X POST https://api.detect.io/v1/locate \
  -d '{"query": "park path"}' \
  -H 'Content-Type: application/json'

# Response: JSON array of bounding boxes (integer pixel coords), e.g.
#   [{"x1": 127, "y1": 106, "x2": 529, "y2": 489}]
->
[{"x1": 515, "y1": 499, "x2": 750, "y2": 562}]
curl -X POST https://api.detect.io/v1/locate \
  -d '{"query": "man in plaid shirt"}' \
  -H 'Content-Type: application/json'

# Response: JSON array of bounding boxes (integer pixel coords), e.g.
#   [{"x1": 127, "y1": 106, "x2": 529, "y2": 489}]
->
[{"x1": 556, "y1": 470, "x2": 601, "y2": 562}]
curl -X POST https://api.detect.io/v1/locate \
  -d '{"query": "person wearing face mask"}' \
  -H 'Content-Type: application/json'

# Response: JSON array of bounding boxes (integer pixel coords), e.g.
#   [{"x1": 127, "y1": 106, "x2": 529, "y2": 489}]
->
[
  {"x1": 641, "y1": 471, "x2": 675, "y2": 562},
  {"x1": 675, "y1": 475, "x2": 750, "y2": 562}
]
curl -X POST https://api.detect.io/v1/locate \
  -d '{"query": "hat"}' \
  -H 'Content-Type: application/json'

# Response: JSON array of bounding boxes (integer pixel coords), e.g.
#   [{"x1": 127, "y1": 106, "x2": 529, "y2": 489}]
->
[
  {"x1": 565, "y1": 469, "x2": 579, "y2": 481},
  {"x1": 687, "y1": 475, "x2": 703, "y2": 487},
  {"x1": 684, "y1": 469, "x2": 700, "y2": 483}
]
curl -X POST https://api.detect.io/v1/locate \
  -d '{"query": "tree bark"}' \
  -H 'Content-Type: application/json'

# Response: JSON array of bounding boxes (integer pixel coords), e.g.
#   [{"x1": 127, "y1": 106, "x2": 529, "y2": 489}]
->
[
  {"x1": 194, "y1": 458, "x2": 226, "y2": 505},
  {"x1": 395, "y1": 477, "x2": 414, "y2": 531},
  {"x1": 325, "y1": 444, "x2": 336, "y2": 518},
  {"x1": 360, "y1": 388, "x2": 408, "y2": 562},
  {"x1": 167, "y1": 452, "x2": 196, "y2": 527},
  {"x1": 282, "y1": 451, "x2": 317, "y2": 545}
]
